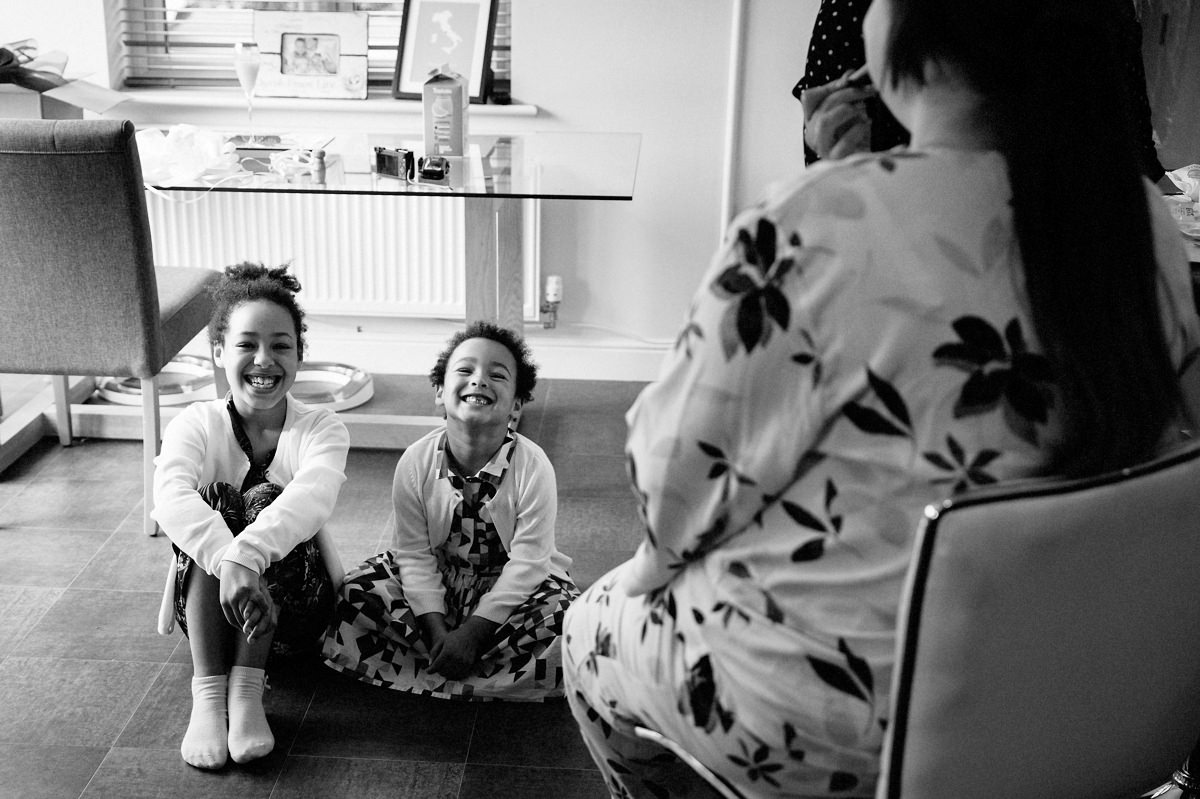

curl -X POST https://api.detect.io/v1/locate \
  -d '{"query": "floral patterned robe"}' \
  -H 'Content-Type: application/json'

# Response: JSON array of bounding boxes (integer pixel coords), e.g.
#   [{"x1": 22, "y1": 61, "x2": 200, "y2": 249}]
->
[{"x1": 563, "y1": 147, "x2": 1199, "y2": 798}]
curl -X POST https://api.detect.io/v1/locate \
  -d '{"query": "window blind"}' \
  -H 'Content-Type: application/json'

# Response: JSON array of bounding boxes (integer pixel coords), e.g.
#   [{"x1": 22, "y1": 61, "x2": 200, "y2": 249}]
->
[{"x1": 107, "y1": 0, "x2": 511, "y2": 101}]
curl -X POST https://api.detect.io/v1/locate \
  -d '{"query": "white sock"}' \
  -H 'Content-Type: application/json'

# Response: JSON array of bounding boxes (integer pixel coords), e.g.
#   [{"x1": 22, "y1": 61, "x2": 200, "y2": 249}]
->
[
  {"x1": 227, "y1": 665, "x2": 274, "y2": 764},
  {"x1": 181, "y1": 674, "x2": 228, "y2": 769}
]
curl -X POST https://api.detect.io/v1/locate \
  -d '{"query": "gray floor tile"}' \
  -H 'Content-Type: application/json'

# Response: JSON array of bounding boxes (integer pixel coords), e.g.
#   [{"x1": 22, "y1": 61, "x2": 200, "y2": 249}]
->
[
  {"x1": 1, "y1": 477, "x2": 142, "y2": 531},
  {"x1": 13, "y1": 588, "x2": 178, "y2": 662},
  {"x1": 565, "y1": 549, "x2": 634, "y2": 591},
  {"x1": 0, "y1": 743, "x2": 109, "y2": 799},
  {"x1": 290, "y1": 673, "x2": 477, "y2": 761},
  {"x1": 554, "y1": 454, "x2": 635, "y2": 498},
  {"x1": 271, "y1": 756, "x2": 463, "y2": 799},
  {"x1": 80, "y1": 746, "x2": 283, "y2": 799},
  {"x1": 71, "y1": 528, "x2": 177, "y2": 591},
  {"x1": 557, "y1": 496, "x2": 643, "y2": 551},
  {"x1": 0, "y1": 657, "x2": 161, "y2": 747},
  {"x1": 33, "y1": 438, "x2": 144, "y2": 482},
  {"x1": 458, "y1": 763, "x2": 608, "y2": 799},
  {"x1": 0, "y1": 585, "x2": 62, "y2": 657},
  {"x1": 468, "y1": 699, "x2": 596, "y2": 770},
  {"x1": 0, "y1": 527, "x2": 109, "y2": 588}
]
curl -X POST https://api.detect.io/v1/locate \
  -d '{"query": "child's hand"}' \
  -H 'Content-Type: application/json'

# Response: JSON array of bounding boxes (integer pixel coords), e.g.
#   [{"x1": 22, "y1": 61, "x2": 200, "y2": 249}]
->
[
  {"x1": 428, "y1": 617, "x2": 498, "y2": 680},
  {"x1": 242, "y1": 576, "x2": 278, "y2": 644},
  {"x1": 218, "y1": 560, "x2": 271, "y2": 634}
]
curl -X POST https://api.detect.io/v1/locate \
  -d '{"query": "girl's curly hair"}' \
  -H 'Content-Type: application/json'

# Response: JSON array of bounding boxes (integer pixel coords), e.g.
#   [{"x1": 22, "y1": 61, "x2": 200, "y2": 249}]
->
[
  {"x1": 207, "y1": 262, "x2": 307, "y2": 359},
  {"x1": 429, "y1": 321, "x2": 538, "y2": 404}
]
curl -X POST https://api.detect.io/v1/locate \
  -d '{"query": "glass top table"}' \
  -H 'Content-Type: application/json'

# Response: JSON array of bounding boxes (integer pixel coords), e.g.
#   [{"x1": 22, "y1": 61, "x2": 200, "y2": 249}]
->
[
  {"x1": 150, "y1": 131, "x2": 641, "y2": 332},
  {"x1": 147, "y1": 130, "x2": 642, "y2": 446},
  {"x1": 152, "y1": 131, "x2": 641, "y2": 202}
]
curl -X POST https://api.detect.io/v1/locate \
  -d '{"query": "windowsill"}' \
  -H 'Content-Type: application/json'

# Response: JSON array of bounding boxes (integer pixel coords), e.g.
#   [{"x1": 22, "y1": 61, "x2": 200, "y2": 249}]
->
[{"x1": 103, "y1": 87, "x2": 540, "y2": 135}]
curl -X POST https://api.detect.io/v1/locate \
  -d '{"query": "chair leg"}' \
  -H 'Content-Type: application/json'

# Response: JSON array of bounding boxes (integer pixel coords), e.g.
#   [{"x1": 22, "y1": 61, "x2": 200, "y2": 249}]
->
[
  {"x1": 1174, "y1": 737, "x2": 1200, "y2": 799},
  {"x1": 142, "y1": 376, "x2": 161, "y2": 537},
  {"x1": 210, "y1": 341, "x2": 229, "y2": 398},
  {"x1": 51, "y1": 375, "x2": 72, "y2": 446}
]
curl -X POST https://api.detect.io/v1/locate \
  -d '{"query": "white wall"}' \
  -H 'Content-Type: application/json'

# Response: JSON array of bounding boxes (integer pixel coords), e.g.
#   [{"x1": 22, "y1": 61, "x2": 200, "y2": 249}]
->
[{"x1": 7, "y1": 0, "x2": 820, "y2": 373}]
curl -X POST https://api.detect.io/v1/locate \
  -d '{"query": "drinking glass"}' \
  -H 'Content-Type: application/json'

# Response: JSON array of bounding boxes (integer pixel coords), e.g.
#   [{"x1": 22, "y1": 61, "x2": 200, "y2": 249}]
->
[{"x1": 233, "y1": 42, "x2": 261, "y2": 145}]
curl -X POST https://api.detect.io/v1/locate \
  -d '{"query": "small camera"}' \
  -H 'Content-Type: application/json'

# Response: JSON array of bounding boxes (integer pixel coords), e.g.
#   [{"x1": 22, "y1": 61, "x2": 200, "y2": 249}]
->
[
  {"x1": 418, "y1": 155, "x2": 450, "y2": 181},
  {"x1": 374, "y1": 146, "x2": 414, "y2": 180}
]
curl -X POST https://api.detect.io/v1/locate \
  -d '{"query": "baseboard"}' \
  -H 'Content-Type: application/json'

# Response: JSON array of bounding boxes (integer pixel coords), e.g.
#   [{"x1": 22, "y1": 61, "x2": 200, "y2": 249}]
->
[{"x1": 288, "y1": 316, "x2": 671, "y2": 382}]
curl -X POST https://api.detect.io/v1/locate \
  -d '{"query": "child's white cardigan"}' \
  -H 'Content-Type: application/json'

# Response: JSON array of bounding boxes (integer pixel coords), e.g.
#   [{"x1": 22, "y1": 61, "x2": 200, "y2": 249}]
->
[{"x1": 150, "y1": 395, "x2": 350, "y2": 634}]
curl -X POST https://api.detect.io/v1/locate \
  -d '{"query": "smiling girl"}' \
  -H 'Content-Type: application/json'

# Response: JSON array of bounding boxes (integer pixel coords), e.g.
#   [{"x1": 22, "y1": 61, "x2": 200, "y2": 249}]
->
[
  {"x1": 322, "y1": 321, "x2": 578, "y2": 701},
  {"x1": 153, "y1": 263, "x2": 349, "y2": 769}
]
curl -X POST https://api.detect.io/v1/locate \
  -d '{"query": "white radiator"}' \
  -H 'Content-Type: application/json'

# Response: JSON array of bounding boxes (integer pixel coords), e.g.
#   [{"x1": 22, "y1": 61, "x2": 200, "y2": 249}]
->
[{"x1": 145, "y1": 191, "x2": 537, "y2": 319}]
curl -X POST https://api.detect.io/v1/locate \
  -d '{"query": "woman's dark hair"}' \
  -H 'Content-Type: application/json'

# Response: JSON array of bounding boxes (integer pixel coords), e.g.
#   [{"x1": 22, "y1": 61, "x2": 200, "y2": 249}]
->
[
  {"x1": 430, "y1": 321, "x2": 538, "y2": 404},
  {"x1": 885, "y1": 0, "x2": 1181, "y2": 476},
  {"x1": 208, "y1": 262, "x2": 307, "y2": 360}
]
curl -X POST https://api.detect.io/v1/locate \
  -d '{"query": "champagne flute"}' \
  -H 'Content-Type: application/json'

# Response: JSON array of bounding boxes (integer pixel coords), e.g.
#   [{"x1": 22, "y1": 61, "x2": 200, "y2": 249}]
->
[{"x1": 233, "y1": 42, "x2": 261, "y2": 146}]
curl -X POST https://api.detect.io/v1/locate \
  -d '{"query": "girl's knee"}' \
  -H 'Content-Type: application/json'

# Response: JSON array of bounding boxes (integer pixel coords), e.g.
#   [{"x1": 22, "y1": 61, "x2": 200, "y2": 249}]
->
[
  {"x1": 243, "y1": 482, "x2": 282, "y2": 523},
  {"x1": 199, "y1": 482, "x2": 247, "y2": 533}
]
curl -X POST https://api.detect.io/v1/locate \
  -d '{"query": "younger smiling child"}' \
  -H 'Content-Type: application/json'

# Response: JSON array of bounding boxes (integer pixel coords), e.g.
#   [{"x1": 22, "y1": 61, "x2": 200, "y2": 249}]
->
[
  {"x1": 153, "y1": 263, "x2": 349, "y2": 769},
  {"x1": 323, "y1": 322, "x2": 578, "y2": 700}
]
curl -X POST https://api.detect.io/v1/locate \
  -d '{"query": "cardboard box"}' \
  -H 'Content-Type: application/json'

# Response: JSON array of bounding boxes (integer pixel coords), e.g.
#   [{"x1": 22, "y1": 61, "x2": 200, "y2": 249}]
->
[
  {"x1": 423, "y1": 65, "x2": 468, "y2": 157},
  {"x1": 0, "y1": 84, "x2": 83, "y2": 120}
]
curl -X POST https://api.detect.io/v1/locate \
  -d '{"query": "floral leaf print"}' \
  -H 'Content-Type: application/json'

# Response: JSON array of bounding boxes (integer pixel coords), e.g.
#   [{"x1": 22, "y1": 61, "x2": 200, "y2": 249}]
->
[
  {"x1": 710, "y1": 217, "x2": 798, "y2": 359},
  {"x1": 791, "y1": 537, "x2": 825, "y2": 562},
  {"x1": 683, "y1": 655, "x2": 734, "y2": 733},
  {"x1": 699, "y1": 441, "x2": 756, "y2": 503},
  {"x1": 806, "y1": 655, "x2": 867, "y2": 702},
  {"x1": 626, "y1": 454, "x2": 656, "y2": 548},
  {"x1": 792, "y1": 328, "x2": 823, "y2": 387},
  {"x1": 838, "y1": 637, "x2": 874, "y2": 697},
  {"x1": 843, "y1": 368, "x2": 912, "y2": 437},
  {"x1": 675, "y1": 319, "x2": 703, "y2": 360},
  {"x1": 934, "y1": 316, "x2": 1054, "y2": 444},
  {"x1": 924, "y1": 435, "x2": 1002, "y2": 493},
  {"x1": 782, "y1": 722, "x2": 807, "y2": 762},
  {"x1": 781, "y1": 501, "x2": 827, "y2": 533},
  {"x1": 806, "y1": 637, "x2": 874, "y2": 704},
  {"x1": 829, "y1": 771, "x2": 861, "y2": 792},
  {"x1": 712, "y1": 600, "x2": 751, "y2": 627},
  {"x1": 762, "y1": 591, "x2": 785, "y2": 624},
  {"x1": 934, "y1": 234, "x2": 979, "y2": 275},
  {"x1": 728, "y1": 738, "x2": 785, "y2": 788}
]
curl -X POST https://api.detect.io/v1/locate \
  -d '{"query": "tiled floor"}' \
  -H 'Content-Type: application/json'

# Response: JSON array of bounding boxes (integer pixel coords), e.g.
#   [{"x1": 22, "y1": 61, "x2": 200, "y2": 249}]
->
[{"x1": 0, "y1": 373, "x2": 648, "y2": 799}]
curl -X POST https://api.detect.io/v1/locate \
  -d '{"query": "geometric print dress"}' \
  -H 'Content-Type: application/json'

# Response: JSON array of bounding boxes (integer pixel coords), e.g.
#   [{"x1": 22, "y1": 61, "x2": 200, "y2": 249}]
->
[{"x1": 323, "y1": 431, "x2": 579, "y2": 701}]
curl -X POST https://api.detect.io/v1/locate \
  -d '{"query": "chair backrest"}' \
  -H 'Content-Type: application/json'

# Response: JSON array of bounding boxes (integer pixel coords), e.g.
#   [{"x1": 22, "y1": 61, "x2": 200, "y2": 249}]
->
[
  {"x1": 0, "y1": 118, "x2": 165, "y2": 378},
  {"x1": 878, "y1": 440, "x2": 1200, "y2": 799}
]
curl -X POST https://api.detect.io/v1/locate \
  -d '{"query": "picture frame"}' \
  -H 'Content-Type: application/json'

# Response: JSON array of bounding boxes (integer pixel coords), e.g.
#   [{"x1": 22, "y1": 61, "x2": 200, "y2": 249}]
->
[
  {"x1": 392, "y1": 0, "x2": 498, "y2": 103},
  {"x1": 253, "y1": 11, "x2": 369, "y2": 100}
]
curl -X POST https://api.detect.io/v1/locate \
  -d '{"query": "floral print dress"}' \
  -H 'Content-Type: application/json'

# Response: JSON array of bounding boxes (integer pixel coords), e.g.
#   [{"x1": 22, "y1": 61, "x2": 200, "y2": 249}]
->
[{"x1": 562, "y1": 148, "x2": 1200, "y2": 798}]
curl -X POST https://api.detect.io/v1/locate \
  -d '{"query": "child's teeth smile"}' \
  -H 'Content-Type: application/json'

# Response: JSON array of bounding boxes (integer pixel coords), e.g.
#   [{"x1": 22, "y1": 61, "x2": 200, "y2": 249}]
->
[
  {"x1": 463, "y1": 394, "x2": 492, "y2": 405},
  {"x1": 247, "y1": 374, "x2": 280, "y2": 389}
]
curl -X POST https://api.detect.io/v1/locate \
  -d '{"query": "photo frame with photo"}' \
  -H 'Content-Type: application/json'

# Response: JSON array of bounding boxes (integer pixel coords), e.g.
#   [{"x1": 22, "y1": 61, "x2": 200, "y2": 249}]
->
[
  {"x1": 392, "y1": 0, "x2": 498, "y2": 103},
  {"x1": 253, "y1": 11, "x2": 368, "y2": 100}
]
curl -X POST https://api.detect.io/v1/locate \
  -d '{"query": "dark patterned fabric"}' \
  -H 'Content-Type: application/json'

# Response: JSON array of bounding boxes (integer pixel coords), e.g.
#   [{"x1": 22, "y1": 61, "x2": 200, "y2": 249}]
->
[
  {"x1": 323, "y1": 432, "x2": 580, "y2": 700},
  {"x1": 172, "y1": 397, "x2": 335, "y2": 663}
]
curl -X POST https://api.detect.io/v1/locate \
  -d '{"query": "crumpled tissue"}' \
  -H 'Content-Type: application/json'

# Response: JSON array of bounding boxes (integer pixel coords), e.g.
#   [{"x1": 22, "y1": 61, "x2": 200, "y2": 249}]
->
[{"x1": 135, "y1": 125, "x2": 238, "y2": 184}]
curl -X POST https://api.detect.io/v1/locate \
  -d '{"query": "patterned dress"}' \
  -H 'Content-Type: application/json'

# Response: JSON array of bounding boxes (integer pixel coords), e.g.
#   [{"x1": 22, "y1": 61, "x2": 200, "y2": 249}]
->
[
  {"x1": 562, "y1": 149, "x2": 1200, "y2": 797},
  {"x1": 324, "y1": 429, "x2": 579, "y2": 701},
  {"x1": 172, "y1": 397, "x2": 335, "y2": 662}
]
